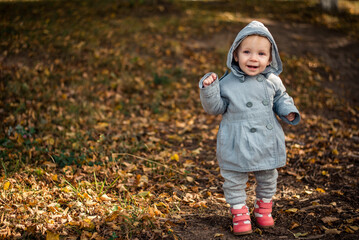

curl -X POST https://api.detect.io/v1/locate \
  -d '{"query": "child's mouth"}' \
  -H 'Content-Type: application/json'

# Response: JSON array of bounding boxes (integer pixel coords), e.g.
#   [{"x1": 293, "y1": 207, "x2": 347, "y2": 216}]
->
[{"x1": 247, "y1": 65, "x2": 258, "y2": 69}]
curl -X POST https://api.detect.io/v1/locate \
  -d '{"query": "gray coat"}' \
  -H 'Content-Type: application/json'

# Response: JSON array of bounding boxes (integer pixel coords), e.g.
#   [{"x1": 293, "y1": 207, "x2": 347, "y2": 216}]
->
[{"x1": 199, "y1": 21, "x2": 300, "y2": 172}]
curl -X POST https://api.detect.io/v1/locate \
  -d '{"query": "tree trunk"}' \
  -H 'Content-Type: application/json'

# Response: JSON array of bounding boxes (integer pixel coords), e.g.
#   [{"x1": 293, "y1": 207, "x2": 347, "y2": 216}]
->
[{"x1": 320, "y1": 0, "x2": 338, "y2": 11}]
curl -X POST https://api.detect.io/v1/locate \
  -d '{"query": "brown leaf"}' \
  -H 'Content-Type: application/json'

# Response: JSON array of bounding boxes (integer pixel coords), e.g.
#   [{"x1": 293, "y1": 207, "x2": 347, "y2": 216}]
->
[{"x1": 321, "y1": 216, "x2": 340, "y2": 223}]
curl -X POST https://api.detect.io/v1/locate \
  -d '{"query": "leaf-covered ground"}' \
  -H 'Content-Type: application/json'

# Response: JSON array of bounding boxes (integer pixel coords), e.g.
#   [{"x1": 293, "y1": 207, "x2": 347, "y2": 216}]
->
[{"x1": 0, "y1": 1, "x2": 358, "y2": 239}]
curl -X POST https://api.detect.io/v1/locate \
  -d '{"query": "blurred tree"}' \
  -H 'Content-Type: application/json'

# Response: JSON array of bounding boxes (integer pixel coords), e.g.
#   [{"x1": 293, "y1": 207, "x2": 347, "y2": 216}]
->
[{"x1": 320, "y1": 0, "x2": 338, "y2": 11}]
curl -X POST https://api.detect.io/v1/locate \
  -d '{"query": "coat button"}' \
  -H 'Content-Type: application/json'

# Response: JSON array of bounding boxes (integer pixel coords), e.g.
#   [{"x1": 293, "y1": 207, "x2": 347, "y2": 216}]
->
[
  {"x1": 256, "y1": 76, "x2": 263, "y2": 82},
  {"x1": 246, "y1": 102, "x2": 253, "y2": 108},
  {"x1": 250, "y1": 128, "x2": 257, "y2": 133},
  {"x1": 262, "y1": 99, "x2": 269, "y2": 106},
  {"x1": 266, "y1": 124, "x2": 273, "y2": 130}
]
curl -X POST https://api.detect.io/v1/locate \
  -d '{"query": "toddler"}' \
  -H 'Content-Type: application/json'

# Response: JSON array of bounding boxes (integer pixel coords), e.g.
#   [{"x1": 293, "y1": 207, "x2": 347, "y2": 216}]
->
[{"x1": 199, "y1": 21, "x2": 300, "y2": 235}]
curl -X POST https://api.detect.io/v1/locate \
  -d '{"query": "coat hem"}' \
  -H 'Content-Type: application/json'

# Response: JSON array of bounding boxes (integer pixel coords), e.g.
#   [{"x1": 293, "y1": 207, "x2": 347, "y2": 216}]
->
[{"x1": 218, "y1": 162, "x2": 286, "y2": 173}]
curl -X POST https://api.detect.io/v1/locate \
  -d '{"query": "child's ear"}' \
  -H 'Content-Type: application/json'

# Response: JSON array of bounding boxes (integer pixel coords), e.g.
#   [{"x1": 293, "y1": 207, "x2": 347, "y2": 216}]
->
[{"x1": 233, "y1": 49, "x2": 239, "y2": 62}]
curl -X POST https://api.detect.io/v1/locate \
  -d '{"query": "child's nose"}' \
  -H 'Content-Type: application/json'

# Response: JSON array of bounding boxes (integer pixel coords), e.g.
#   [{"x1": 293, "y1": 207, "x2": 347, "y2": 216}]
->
[{"x1": 249, "y1": 55, "x2": 258, "y2": 61}]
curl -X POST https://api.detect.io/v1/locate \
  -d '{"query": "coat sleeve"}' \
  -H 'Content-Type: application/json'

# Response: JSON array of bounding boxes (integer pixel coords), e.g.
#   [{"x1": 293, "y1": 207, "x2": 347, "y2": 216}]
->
[
  {"x1": 271, "y1": 75, "x2": 300, "y2": 125},
  {"x1": 199, "y1": 72, "x2": 228, "y2": 116}
]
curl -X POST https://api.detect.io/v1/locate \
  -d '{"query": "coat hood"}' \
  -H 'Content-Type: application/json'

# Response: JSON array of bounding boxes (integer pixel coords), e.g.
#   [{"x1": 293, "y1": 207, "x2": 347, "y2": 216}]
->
[{"x1": 227, "y1": 21, "x2": 282, "y2": 77}]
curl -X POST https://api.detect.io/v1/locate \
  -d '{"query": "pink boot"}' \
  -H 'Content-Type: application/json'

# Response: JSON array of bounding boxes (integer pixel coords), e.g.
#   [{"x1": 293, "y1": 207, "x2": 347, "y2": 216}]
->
[
  {"x1": 254, "y1": 199, "x2": 274, "y2": 228},
  {"x1": 230, "y1": 205, "x2": 252, "y2": 235}
]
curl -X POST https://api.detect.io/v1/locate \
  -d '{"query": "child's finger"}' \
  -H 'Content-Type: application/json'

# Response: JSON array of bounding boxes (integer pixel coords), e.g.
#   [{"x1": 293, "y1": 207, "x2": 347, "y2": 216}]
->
[{"x1": 211, "y1": 73, "x2": 217, "y2": 81}]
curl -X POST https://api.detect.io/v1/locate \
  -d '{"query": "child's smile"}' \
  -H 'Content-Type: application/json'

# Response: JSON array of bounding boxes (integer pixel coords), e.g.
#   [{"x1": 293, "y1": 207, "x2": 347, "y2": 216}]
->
[{"x1": 247, "y1": 65, "x2": 259, "y2": 69}]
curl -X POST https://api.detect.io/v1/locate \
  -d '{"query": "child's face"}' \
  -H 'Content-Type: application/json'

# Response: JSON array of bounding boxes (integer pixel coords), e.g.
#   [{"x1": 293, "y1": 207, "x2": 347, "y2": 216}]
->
[{"x1": 234, "y1": 35, "x2": 271, "y2": 76}]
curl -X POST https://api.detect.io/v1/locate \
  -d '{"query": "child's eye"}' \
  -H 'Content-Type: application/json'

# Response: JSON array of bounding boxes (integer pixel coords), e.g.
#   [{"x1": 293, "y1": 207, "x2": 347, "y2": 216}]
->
[
  {"x1": 243, "y1": 50, "x2": 250, "y2": 54},
  {"x1": 259, "y1": 52, "x2": 266, "y2": 56}
]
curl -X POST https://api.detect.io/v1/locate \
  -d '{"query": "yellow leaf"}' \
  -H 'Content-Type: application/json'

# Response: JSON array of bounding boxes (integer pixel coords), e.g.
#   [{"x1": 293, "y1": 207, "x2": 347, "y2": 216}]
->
[
  {"x1": 138, "y1": 191, "x2": 150, "y2": 198},
  {"x1": 46, "y1": 232, "x2": 59, "y2": 240},
  {"x1": 68, "y1": 221, "x2": 80, "y2": 226},
  {"x1": 147, "y1": 207, "x2": 155, "y2": 217},
  {"x1": 156, "y1": 202, "x2": 168, "y2": 209},
  {"x1": 170, "y1": 153, "x2": 179, "y2": 161},
  {"x1": 72, "y1": 142, "x2": 80, "y2": 149},
  {"x1": 3, "y1": 181, "x2": 11, "y2": 190},
  {"x1": 285, "y1": 208, "x2": 298, "y2": 213},
  {"x1": 47, "y1": 138, "x2": 55, "y2": 145},
  {"x1": 178, "y1": 26, "x2": 185, "y2": 32},
  {"x1": 61, "y1": 186, "x2": 72, "y2": 193},
  {"x1": 51, "y1": 174, "x2": 58, "y2": 181},
  {"x1": 345, "y1": 227, "x2": 355, "y2": 234},
  {"x1": 316, "y1": 188, "x2": 326, "y2": 193},
  {"x1": 15, "y1": 132, "x2": 24, "y2": 145},
  {"x1": 254, "y1": 228, "x2": 263, "y2": 235},
  {"x1": 95, "y1": 122, "x2": 109, "y2": 129},
  {"x1": 349, "y1": 225, "x2": 359, "y2": 231},
  {"x1": 158, "y1": 113, "x2": 169, "y2": 122},
  {"x1": 83, "y1": 218, "x2": 95, "y2": 229},
  {"x1": 83, "y1": 192, "x2": 91, "y2": 200},
  {"x1": 294, "y1": 232, "x2": 309, "y2": 238},
  {"x1": 44, "y1": 68, "x2": 50, "y2": 76},
  {"x1": 332, "y1": 149, "x2": 339, "y2": 155}
]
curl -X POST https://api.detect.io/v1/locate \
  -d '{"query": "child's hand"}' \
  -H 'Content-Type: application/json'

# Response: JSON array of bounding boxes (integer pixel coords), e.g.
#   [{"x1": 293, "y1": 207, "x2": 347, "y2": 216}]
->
[
  {"x1": 286, "y1": 112, "x2": 296, "y2": 122},
  {"x1": 203, "y1": 73, "x2": 217, "y2": 87}
]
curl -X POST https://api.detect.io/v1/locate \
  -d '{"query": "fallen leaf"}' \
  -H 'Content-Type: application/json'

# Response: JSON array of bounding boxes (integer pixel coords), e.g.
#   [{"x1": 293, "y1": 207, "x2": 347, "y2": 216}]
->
[
  {"x1": 325, "y1": 228, "x2": 341, "y2": 234},
  {"x1": 46, "y1": 232, "x2": 59, "y2": 240},
  {"x1": 321, "y1": 216, "x2": 339, "y2": 223},
  {"x1": 286, "y1": 208, "x2": 298, "y2": 213},
  {"x1": 316, "y1": 188, "x2": 326, "y2": 193},
  {"x1": 95, "y1": 122, "x2": 109, "y2": 129},
  {"x1": 186, "y1": 176, "x2": 194, "y2": 182},
  {"x1": 100, "y1": 194, "x2": 112, "y2": 201},
  {"x1": 293, "y1": 232, "x2": 309, "y2": 238},
  {"x1": 290, "y1": 221, "x2": 300, "y2": 229},
  {"x1": 170, "y1": 153, "x2": 179, "y2": 161},
  {"x1": 214, "y1": 233, "x2": 224, "y2": 237},
  {"x1": 51, "y1": 174, "x2": 58, "y2": 181},
  {"x1": 3, "y1": 181, "x2": 11, "y2": 190}
]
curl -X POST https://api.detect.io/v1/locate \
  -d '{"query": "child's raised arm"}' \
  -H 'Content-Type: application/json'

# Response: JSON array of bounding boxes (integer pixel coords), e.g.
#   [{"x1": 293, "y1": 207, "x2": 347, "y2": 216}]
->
[{"x1": 199, "y1": 72, "x2": 228, "y2": 116}]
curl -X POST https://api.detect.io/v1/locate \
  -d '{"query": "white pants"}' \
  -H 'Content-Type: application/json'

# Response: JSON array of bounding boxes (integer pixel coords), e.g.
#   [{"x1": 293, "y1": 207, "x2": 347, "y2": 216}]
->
[{"x1": 220, "y1": 169, "x2": 278, "y2": 206}]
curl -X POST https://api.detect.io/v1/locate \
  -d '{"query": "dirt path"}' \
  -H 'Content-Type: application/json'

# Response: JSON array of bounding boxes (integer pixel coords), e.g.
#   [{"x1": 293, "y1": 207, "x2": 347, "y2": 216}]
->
[
  {"x1": 174, "y1": 19, "x2": 359, "y2": 240},
  {"x1": 268, "y1": 20, "x2": 359, "y2": 105}
]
